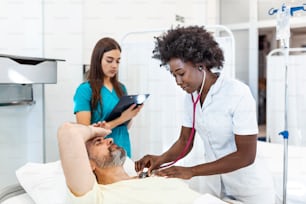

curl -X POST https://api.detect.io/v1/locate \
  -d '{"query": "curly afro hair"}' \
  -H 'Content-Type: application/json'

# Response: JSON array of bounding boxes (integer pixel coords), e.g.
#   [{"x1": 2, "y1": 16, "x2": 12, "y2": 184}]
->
[{"x1": 152, "y1": 25, "x2": 224, "y2": 70}]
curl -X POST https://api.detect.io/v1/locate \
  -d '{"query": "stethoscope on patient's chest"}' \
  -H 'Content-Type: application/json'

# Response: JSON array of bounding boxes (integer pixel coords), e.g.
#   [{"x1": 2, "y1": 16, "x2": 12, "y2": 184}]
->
[{"x1": 159, "y1": 68, "x2": 207, "y2": 169}]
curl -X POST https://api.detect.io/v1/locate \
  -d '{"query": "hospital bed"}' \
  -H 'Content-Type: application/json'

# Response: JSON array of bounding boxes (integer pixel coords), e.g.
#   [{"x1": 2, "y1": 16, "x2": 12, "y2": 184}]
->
[
  {"x1": 0, "y1": 184, "x2": 31, "y2": 204},
  {"x1": 1, "y1": 141, "x2": 306, "y2": 204},
  {"x1": 0, "y1": 159, "x2": 227, "y2": 204}
]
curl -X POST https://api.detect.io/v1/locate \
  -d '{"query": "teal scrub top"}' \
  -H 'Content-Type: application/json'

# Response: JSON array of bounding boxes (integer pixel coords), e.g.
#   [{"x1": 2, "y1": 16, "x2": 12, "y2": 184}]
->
[{"x1": 73, "y1": 82, "x2": 131, "y2": 157}]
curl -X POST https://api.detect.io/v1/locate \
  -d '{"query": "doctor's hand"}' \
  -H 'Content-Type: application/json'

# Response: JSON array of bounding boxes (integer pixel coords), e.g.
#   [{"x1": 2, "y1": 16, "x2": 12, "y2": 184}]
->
[
  {"x1": 135, "y1": 155, "x2": 163, "y2": 175},
  {"x1": 155, "y1": 166, "x2": 193, "y2": 180}
]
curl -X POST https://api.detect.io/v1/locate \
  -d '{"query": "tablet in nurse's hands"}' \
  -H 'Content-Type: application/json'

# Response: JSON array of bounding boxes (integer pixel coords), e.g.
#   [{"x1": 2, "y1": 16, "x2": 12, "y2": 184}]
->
[{"x1": 105, "y1": 94, "x2": 150, "y2": 122}]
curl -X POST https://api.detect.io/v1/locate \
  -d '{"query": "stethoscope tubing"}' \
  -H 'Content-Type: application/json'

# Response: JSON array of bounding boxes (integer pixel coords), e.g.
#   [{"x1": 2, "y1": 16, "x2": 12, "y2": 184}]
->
[{"x1": 160, "y1": 70, "x2": 206, "y2": 168}]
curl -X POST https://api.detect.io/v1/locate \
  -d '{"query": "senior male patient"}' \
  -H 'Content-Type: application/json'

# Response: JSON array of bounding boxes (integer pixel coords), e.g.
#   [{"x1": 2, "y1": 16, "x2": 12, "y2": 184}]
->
[{"x1": 57, "y1": 122, "x2": 226, "y2": 204}]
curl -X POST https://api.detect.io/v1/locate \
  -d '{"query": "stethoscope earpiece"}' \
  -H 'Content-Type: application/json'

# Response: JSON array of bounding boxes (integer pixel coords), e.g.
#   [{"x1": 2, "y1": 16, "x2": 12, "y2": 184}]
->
[{"x1": 198, "y1": 66, "x2": 203, "y2": 71}]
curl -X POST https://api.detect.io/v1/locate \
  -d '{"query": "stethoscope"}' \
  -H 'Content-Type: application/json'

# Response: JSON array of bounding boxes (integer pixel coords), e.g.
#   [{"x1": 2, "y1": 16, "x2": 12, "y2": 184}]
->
[{"x1": 159, "y1": 67, "x2": 207, "y2": 168}]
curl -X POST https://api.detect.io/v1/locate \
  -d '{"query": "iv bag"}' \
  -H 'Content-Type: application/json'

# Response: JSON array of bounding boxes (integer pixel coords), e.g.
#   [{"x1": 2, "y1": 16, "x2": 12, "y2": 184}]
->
[{"x1": 276, "y1": 6, "x2": 291, "y2": 41}]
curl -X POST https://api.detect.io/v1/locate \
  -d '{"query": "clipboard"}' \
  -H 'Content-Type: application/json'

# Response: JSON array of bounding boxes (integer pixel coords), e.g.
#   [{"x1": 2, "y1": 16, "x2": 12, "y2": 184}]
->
[{"x1": 105, "y1": 94, "x2": 150, "y2": 123}]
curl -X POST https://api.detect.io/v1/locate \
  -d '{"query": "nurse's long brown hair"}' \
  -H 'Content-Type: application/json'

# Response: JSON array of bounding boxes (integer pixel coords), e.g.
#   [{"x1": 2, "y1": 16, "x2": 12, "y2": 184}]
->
[{"x1": 87, "y1": 37, "x2": 125, "y2": 115}]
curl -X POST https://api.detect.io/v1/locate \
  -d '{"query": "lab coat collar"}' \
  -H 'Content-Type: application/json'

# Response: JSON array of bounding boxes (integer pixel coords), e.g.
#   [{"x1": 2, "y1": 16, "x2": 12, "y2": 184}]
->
[{"x1": 198, "y1": 70, "x2": 224, "y2": 109}]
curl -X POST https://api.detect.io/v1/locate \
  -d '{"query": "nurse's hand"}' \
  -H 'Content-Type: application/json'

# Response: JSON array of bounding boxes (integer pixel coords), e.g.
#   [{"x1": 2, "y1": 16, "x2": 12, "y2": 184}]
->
[
  {"x1": 155, "y1": 166, "x2": 193, "y2": 179},
  {"x1": 135, "y1": 155, "x2": 163, "y2": 175},
  {"x1": 121, "y1": 104, "x2": 143, "y2": 122}
]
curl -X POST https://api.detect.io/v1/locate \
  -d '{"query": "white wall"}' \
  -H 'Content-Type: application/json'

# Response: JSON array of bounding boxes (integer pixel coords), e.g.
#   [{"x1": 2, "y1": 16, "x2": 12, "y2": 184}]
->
[
  {"x1": 0, "y1": 85, "x2": 44, "y2": 189},
  {"x1": 43, "y1": 0, "x2": 84, "y2": 162},
  {"x1": 82, "y1": 0, "x2": 211, "y2": 63},
  {"x1": 0, "y1": 0, "x2": 43, "y2": 56},
  {"x1": 0, "y1": 0, "x2": 44, "y2": 189}
]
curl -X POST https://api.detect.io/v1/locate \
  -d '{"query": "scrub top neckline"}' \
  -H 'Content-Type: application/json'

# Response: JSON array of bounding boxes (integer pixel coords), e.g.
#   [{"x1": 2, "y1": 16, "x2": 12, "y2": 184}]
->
[{"x1": 103, "y1": 85, "x2": 114, "y2": 93}]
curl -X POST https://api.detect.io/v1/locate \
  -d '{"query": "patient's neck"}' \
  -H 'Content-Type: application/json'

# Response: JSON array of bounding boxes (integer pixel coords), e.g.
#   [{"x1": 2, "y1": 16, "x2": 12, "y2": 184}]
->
[{"x1": 95, "y1": 166, "x2": 132, "y2": 185}]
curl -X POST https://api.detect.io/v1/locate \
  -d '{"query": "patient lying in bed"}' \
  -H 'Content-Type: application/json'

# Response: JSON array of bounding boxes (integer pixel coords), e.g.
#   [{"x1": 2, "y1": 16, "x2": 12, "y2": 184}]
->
[
  {"x1": 57, "y1": 122, "x2": 226, "y2": 204},
  {"x1": 15, "y1": 157, "x2": 225, "y2": 204},
  {"x1": 12, "y1": 134, "x2": 306, "y2": 204}
]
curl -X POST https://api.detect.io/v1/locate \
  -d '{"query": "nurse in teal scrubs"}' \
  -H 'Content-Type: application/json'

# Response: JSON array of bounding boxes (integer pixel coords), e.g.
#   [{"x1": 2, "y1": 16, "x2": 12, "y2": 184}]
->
[{"x1": 73, "y1": 37, "x2": 143, "y2": 157}]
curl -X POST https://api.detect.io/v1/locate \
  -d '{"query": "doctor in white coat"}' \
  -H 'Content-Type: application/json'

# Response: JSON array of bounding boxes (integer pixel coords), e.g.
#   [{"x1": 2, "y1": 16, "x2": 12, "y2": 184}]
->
[{"x1": 135, "y1": 25, "x2": 275, "y2": 204}]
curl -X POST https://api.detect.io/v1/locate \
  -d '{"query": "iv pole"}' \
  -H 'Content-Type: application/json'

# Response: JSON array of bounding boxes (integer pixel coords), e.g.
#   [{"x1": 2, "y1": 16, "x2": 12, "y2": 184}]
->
[{"x1": 268, "y1": 3, "x2": 306, "y2": 204}]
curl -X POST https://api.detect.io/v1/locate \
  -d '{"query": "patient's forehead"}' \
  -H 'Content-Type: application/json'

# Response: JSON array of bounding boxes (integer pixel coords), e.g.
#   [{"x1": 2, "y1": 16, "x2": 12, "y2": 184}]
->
[
  {"x1": 85, "y1": 137, "x2": 103, "y2": 157},
  {"x1": 85, "y1": 137, "x2": 101, "y2": 150},
  {"x1": 88, "y1": 136, "x2": 102, "y2": 143}
]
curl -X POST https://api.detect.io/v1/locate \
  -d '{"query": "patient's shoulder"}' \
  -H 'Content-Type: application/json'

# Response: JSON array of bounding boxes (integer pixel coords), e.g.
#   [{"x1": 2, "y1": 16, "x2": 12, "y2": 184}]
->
[{"x1": 123, "y1": 157, "x2": 137, "y2": 176}]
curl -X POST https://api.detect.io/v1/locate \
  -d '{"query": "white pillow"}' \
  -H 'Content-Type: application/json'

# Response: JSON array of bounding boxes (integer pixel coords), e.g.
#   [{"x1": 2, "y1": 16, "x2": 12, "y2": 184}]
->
[{"x1": 16, "y1": 158, "x2": 137, "y2": 204}]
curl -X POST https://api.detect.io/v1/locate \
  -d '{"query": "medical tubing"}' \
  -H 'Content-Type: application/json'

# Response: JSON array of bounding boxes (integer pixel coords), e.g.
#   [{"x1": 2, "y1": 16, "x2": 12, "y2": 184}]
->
[{"x1": 160, "y1": 70, "x2": 206, "y2": 169}]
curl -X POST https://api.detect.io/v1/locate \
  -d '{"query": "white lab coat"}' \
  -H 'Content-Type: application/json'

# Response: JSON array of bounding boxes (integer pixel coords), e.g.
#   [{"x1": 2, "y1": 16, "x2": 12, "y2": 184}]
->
[{"x1": 182, "y1": 72, "x2": 275, "y2": 204}]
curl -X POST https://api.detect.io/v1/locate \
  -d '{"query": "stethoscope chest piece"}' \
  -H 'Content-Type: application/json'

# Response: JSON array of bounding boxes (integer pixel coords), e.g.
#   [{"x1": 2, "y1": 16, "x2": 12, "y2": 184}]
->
[{"x1": 138, "y1": 171, "x2": 149, "y2": 178}]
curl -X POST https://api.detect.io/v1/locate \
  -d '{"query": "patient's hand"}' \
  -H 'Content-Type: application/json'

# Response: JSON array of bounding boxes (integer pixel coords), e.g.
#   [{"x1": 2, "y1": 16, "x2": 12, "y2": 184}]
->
[
  {"x1": 93, "y1": 121, "x2": 111, "y2": 130},
  {"x1": 155, "y1": 166, "x2": 193, "y2": 180}
]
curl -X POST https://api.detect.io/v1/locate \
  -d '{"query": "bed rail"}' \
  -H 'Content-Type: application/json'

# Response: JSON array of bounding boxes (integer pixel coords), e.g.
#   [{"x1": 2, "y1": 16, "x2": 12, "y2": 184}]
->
[{"x1": 0, "y1": 184, "x2": 26, "y2": 202}]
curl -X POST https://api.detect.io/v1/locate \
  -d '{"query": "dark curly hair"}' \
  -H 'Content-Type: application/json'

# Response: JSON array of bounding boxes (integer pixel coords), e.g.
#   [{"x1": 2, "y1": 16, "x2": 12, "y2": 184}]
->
[{"x1": 152, "y1": 25, "x2": 224, "y2": 70}]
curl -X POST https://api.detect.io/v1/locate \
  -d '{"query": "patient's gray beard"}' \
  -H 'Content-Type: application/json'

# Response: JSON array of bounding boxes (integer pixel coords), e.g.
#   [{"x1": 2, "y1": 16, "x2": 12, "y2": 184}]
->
[{"x1": 94, "y1": 147, "x2": 126, "y2": 168}]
